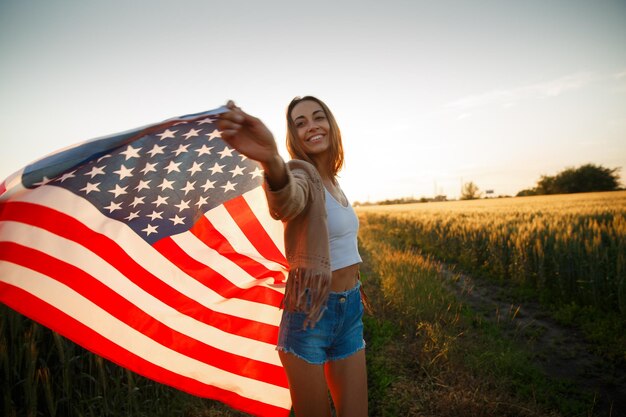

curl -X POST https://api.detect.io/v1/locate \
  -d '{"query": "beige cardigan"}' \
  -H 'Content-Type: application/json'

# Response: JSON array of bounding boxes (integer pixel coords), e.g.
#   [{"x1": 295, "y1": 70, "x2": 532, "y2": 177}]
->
[{"x1": 264, "y1": 159, "x2": 331, "y2": 327}]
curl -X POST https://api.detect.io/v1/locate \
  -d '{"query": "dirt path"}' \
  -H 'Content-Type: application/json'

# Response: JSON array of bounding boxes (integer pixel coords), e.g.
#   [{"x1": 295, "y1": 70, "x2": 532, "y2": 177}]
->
[{"x1": 444, "y1": 268, "x2": 626, "y2": 416}]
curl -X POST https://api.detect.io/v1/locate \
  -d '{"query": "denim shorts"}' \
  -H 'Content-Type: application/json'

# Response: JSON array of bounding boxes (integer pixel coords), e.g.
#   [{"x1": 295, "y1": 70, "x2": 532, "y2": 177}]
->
[{"x1": 276, "y1": 282, "x2": 366, "y2": 365}]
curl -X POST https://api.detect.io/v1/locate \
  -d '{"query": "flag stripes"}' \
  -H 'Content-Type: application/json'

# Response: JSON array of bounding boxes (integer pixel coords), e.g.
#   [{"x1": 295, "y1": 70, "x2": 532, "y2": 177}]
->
[{"x1": 0, "y1": 182, "x2": 292, "y2": 415}]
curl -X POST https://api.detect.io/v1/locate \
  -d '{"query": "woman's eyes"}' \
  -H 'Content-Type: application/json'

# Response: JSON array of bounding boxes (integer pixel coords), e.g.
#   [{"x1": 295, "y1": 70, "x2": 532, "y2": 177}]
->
[{"x1": 295, "y1": 115, "x2": 325, "y2": 128}]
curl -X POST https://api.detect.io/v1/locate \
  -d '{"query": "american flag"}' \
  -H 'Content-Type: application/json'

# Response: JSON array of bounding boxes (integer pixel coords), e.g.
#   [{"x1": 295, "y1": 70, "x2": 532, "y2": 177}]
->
[{"x1": 0, "y1": 107, "x2": 292, "y2": 416}]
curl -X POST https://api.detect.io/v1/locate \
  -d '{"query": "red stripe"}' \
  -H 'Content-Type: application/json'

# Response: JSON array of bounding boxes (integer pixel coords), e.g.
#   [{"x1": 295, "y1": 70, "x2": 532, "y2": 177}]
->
[
  {"x1": 0, "y1": 201, "x2": 279, "y2": 343},
  {"x1": 154, "y1": 236, "x2": 284, "y2": 307},
  {"x1": 224, "y1": 196, "x2": 288, "y2": 270},
  {"x1": 0, "y1": 180, "x2": 6, "y2": 197},
  {"x1": 0, "y1": 282, "x2": 290, "y2": 417},
  {"x1": 188, "y1": 210, "x2": 286, "y2": 290},
  {"x1": 0, "y1": 241, "x2": 287, "y2": 388}
]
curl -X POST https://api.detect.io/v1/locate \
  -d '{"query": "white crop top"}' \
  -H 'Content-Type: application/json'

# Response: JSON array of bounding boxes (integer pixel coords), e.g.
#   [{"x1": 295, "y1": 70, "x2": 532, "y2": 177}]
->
[{"x1": 324, "y1": 187, "x2": 363, "y2": 271}]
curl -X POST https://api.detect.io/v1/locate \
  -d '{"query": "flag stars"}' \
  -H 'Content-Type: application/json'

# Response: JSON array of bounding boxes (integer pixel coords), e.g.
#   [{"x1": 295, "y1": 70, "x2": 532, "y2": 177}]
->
[
  {"x1": 172, "y1": 144, "x2": 190, "y2": 156},
  {"x1": 165, "y1": 160, "x2": 182, "y2": 173},
  {"x1": 221, "y1": 181, "x2": 237, "y2": 192},
  {"x1": 197, "y1": 116, "x2": 215, "y2": 125},
  {"x1": 170, "y1": 215, "x2": 186, "y2": 225},
  {"x1": 181, "y1": 181, "x2": 196, "y2": 195},
  {"x1": 147, "y1": 211, "x2": 163, "y2": 221},
  {"x1": 209, "y1": 162, "x2": 225, "y2": 175},
  {"x1": 134, "y1": 179, "x2": 151, "y2": 191},
  {"x1": 142, "y1": 224, "x2": 158, "y2": 236},
  {"x1": 207, "y1": 129, "x2": 221, "y2": 140},
  {"x1": 81, "y1": 182, "x2": 101, "y2": 194},
  {"x1": 187, "y1": 161, "x2": 203, "y2": 176},
  {"x1": 230, "y1": 165, "x2": 245, "y2": 177},
  {"x1": 85, "y1": 166, "x2": 106, "y2": 178},
  {"x1": 153, "y1": 195, "x2": 169, "y2": 207},
  {"x1": 175, "y1": 200, "x2": 190, "y2": 212},
  {"x1": 195, "y1": 144, "x2": 214, "y2": 156},
  {"x1": 140, "y1": 162, "x2": 158, "y2": 175},
  {"x1": 183, "y1": 128, "x2": 201, "y2": 139},
  {"x1": 147, "y1": 144, "x2": 166, "y2": 157},
  {"x1": 33, "y1": 177, "x2": 52, "y2": 187},
  {"x1": 120, "y1": 145, "x2": 141, "y2": 160},
  {"x1": 157, "y1": 129, "x2": 177, "y2": 140},
  {"x1": 109, "y1": 184, "x2": 128, "y2": 198},
  {"x1": 158, "y1": 178, "x2": 175, "y2": 191},
  {"x1": 57, "y1": 171, "x2": 76, "y2": 183},
  {"x1": 125, "y1": 211, "x2": 140, "y2": 221},
  {"x1": 104, "y1": 201, "x2": 123, "y2": 213},
  {"x1": 218, "y1": 147, "x2": 234, "y2": 159},
  {"x1": 196, "y1": 196, "x2": 209, "y2": 208},
  {"x1": 201, "y1": 179, "x2": 216, "y2": 191},
  {"x1": 130, "y1": 196, "x2": 145, "y2": 208},
  {"x1": 250, "y1": 166, "x2": 264, "y2": 179},
  {"x1": 114, "y1": 164, "x2": 134, "y2": 180}
]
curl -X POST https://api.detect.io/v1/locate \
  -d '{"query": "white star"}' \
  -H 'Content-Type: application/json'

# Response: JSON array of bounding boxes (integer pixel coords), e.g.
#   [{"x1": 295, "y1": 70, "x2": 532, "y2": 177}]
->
[
  {"x1": 147, "y1": 144, "x2": 166, "y2": 157},
  {"x1": 142, "y1": 224, "x2": 158, "y2": 236},
  {"x1": 196, "y1": 196, "x2": 209, "y2": 208},
  {"x1": 172, "y1": 144, "x2": 190, "y2": 156},
  {"x1": 57, "y1": 171, "x2": 76, "y2": 182},
  {"x1": 170, "y1": 215, "x2": 185, "y2": 225},
  {"x1": 96, "y1": 154, "x2": 111, "y2": 163},
  {"x1": 120, "y1": 145, "x2": 141, "y2": 160},
  {"x1": 109, "y1": 184, "x2": 128, "y2": 198},
  {"x1": 125, "y1": 211, "x2": 140, "y2": 221},
  {"x1": 218, "y1": 147, "x2": 234, "y2": 159},
  {"x1": 84, "y1": 166, "x2": 106, "y2": 178},
  {"x1": 153, "y1": 195, "x2": 169, "y2": 207},
  {"x1": 81, "y1": 182, "x2": 100, "y2": 194},
  {"x1": 165, "y1": 160, "x2": 182, "y2": 173},
  {"x1": 114, "y1": 164, "x2": 134, "y2": 180},
  {"x1": 104, "y1": 201, "x2": 122, "y2": 213},
  {"x1": 181, "y1": 181, "x2": 196, "y2": 195},
  {"x1": 183, "y1": 128, "x2": 201, "y2": 139},
  {"x1": 239, "y1": 154, "x2": 247, "y2": 161},
  {"x1": 158, "y1": 178, "x2": 175, "y2": 191},
  {"x1": 250, "y1": 166, "x2": 264, "y2": 179},
  {"x1": 197, "y1": 117, "x2": 215, "y2": 125},
  {"x1": 157, "y1": 129, "x2": 177, "y2": 140},
  {"x1": 130, "y1": 196, "x2": 145, "y2": 208},
  {"x1": 207, "y1": 129, "x2": 221, "y2": 140},
  {"x1": 134, "y1": 179, "x2": 151, "y2": 191},
  {"x1": 147, "y1": 211, "x2": 163, "y2": 221},
  {"x1": 195, "y1": 144, "x2": 214, "y2": 156},
  {"x1": 141, "y1": 162, "x2": 158, "y2": 175},
  {"x1": 33, "y1": 177, "x2": 51, "y2": 186},
  {"x1": 221, "y1": 181, "x2": 236, "y2": 192},
  {"x1": 175, "y1": 200, "x2": 190, "y2": 212},
  {"x1": 201, "y1": 179, "x2": 216, "y2": 191},
  {"x1": 209, "y1": 162, "x2": 224, "y2": 175},
  {"x1": 187, "y1": 161, "x2": 203, "y2": 176},
  {"x1": 229, "y1": 165, "x2": 245, "y2": 177}
]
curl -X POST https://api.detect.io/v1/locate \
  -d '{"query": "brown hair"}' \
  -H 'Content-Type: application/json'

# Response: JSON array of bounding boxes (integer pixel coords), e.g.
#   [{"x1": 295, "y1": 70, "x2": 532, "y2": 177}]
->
[{"x1": 286, "y1": 96, "x2": 344, "y2": 179}]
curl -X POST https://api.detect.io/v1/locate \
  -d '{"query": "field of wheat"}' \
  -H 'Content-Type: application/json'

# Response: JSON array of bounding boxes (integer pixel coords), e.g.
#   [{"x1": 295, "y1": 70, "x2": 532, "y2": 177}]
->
[{"x1": 357, "y1": 191, "x2": 626, "y2": 317}]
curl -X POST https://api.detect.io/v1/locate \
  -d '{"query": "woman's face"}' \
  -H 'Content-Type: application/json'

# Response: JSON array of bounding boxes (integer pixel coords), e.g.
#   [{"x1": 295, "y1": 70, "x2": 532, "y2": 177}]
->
[{"x1": 290, "y1": 100, "x2": 331, "y2": 156}]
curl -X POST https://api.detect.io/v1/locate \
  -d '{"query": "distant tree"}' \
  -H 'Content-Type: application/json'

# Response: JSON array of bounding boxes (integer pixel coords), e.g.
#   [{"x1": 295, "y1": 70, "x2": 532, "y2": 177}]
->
[
  {"x1": 460, "y1": 181, "x2": 481, "y2": 200},
  {"x1": 517, "y1": 163, "x2": 621, "y2": 196}
]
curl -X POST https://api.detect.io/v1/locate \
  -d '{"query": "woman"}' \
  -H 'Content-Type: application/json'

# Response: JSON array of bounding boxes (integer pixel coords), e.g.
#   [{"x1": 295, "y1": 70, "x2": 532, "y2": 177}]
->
[{"x1": 218, "y1": 97, "x2": 367, "y2": 417}]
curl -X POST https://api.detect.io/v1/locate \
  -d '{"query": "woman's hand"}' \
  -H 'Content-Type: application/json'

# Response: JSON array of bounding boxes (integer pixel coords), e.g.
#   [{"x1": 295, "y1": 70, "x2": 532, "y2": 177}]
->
[
  {"x1": 217, "y1": 101, "x2": 287, "y2": 189},
  {"x1": 217, "y1": 101, "x2": 278, "y2": 164}
]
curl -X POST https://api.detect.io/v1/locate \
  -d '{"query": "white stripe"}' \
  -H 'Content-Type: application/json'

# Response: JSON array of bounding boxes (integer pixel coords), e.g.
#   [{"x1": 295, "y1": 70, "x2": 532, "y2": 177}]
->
[
  {"x1": 0, "y1": 220, "x2": 281, "y2": 366},
  {"x1": 205, "y1": 200, "x2": 286, "y2": 275},
  {"x1": 0, "y1": 261, "x2": 291, "y2": 409},
  {"x1": 8, "y1": 186, "x2": 281, "y2": 325},
  {"x1": 243, "y1": 187, "x2": 286, "y2": 256}
]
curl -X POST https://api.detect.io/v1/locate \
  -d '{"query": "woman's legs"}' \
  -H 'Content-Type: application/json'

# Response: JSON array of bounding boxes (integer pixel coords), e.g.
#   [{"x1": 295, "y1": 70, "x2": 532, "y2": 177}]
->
[
  {"x1": 279, "y1": 351, "x2": 332, "y2": 417},
  {"x1": 325, "y1": 349, "x2": 368, "y2": 417}
]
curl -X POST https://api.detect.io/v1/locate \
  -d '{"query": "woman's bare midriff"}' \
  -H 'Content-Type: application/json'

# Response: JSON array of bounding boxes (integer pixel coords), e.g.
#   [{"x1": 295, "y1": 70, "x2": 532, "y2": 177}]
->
[{"x1": 330, "y1": 263, "x2": 360, "y2": 292}]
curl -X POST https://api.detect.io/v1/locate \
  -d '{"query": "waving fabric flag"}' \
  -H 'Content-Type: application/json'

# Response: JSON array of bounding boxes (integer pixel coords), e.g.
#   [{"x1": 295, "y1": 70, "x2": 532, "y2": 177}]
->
[{"x1": 0, "y1": 107, "x2": 291, "y2": 417}]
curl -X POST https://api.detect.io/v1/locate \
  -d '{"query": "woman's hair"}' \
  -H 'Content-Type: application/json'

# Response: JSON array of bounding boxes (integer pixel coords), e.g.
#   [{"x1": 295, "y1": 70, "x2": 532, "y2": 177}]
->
[{"x1": 286, "y1": 96, "x2": 344, "y2": 178}]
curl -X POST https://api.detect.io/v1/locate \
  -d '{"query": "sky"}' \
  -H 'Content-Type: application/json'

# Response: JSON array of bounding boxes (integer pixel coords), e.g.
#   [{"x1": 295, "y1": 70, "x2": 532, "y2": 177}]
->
[{"x1": 1, "y1": 0, "x2": 625, "y2": 202}]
